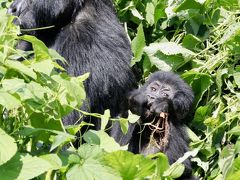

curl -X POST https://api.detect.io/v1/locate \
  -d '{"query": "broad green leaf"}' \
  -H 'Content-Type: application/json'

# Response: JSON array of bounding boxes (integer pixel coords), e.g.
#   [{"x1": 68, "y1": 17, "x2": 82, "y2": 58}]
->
[
  {"x1": 78, "y1": 144, "x2": 104, "y2": 160},
  {"x1": 192, "y1": 106, "x2": 209, "y2": 130},
  {"x1": 227, "y1": 126, "x2": 240, "y2": 136},
  {"x1": 154, "y1": 1, "x2": 167, "y2": 23},
  {"x1": 104, "y1": 151, "x2": 155, "y2": 180},
  {"x1": 32, "y1": 59, "x2": 54, "y2": 76},
  {"x1": 0, "y1": 91, "x2": 21, "y2": 109},
  {"x1": 66, "y1": 144, "x2": 120, "y2": 180},
  {"x1": 1, "y1": 78, "x2": 25, "y2": 93},
  {"x1": 182, "y1": 34, "x2": 202, "y2": 50},
  {"x1": 5, "y1": 60, "x2": 37, "y2": 79},
  {"x1": 128, "y1": 110, "x2": 140, "y2": 123},
  {"x1": 84, "y1": 130, "x2": 124, "y2": 152},
  {"x1": 144, "y1": 42, "x2": 195, "y2": 56},
  {"x1": 40, "y1": 154, "x2": 62, "y2": 170},
  {"x1": 52, "y1": 73, "x2": 87, "y2": 108},
  {"x1": 164, "y1": 163, "x2": 185, "y2": 178},
  {"x1": 226, "y1": 157, "x2": 240, "y2": 180},
  {"x1": 0, "y1": 128, "x2": 17, "y2": 166},
  {"x1": 182, "y1": 71, "x2": 212, "y2": 107},
  {"x1": 148, "y1": 153, "x2": 169, "y2": 179},
  {"x1": 83, "y1": 130, "x2": 101, "y2": 145},
  {"x1": 218, "y1": 146, "x2": 235, "y2": 179},
  {"x1": 144, "y1": 42, "x2": 194, "y2": 70},
  {"x1": 58, "y1": 151, "x2": 81, "y2": 166},
  {"x1": 187, "y1": 126, "x2": 200, "y2": 142},
  {"x1": 50, "y1": 132, "x2": 75, "y2": 152},
  {"x1": 131, "y1": 8, "x2": 144, "y2": 20},
  {"x1": 174, "y1": 0, "x2": 203, "y2": 12},
  {"x1": 0, "y1": 153, "x2": 52, "y2": 180},
  {"x1": 131, "y1": 23, "x2": 146, "y2": 65},
  {"x1": 66, "y1": 121, "x2": 94, "y2": 136},
  {"x1": 19, "y1": 35, "x2": 51, "y2": 60},
  {"x1": 66, "y1": 159, "x2": 121, "y2": 180}
]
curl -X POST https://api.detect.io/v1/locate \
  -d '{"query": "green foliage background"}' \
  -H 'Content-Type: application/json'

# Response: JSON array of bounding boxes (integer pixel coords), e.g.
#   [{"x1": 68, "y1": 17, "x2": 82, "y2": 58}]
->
[{"x1": 0, "y1": 0, "x2": 240, "y2": 179}]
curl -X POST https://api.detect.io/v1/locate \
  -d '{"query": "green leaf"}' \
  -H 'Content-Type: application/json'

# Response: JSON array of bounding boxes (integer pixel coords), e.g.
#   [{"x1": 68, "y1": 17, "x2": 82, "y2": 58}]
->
[
  {"x1": 78, "y1": 144, "x2": 104, "y2": 160},
  {"x1": 119, "y1": 118, "x2": 129, "y2": 135},
  {"x1": 226, "y1": 157, "x2": 240, "y2": 180},
  {"x1": 66, "y1": 122, "x2": 94, "y2": 136},
  {"x1": 50, "y1": 132, "x2": 75, "y2": 152},
  {"x1": 0, "y1": 153, "x2": 52, "y2": 180},
  {"x1": 52, "y1": 73, "x2": 87, "y2": 108},
  {"x1": 218, "y1": 146, "x2": 235, "y2": 179},
  {"x1": 84, "y1": 130, "x2": 124, "y2": 152},
  {"x1": 191, "y1": 157, "x2": 209, "y2": 173},
  {"x1": 145, "y1": 2, "x2": 155, "y2": 26},
  {"x1": 187, "y1": 126, "x2": 200, "y2": 142},
  {"x1": 182, "y1": 34, "x2": 202, "y2": 50},
  {"x1": 131, "y1": 23, "x2": 146, "y2": 65},
  {"x1": 40, "y1": 154, "x2": 62, "y2": 170},
  {"x1": 144, "y1": 42, "x2": 194, "y2": 71},
  {"x1": 219, "y1": 22, "x2": 240, "y2": 44},
  {"x1": 216, "y1": 68, "x2": 228, "y2": 98},
  {"x1": 104, "y1": 151, "x2": 155, "y2": 180},
  {"x1": 148, "y1": 153, "x2": 169, "y2": 179},
  {"x1": 32, "y1": 59, "x2": 54, "y2": 76},
  {"x1": 154, "y1": 1, "x2": 167, "y2": 23},
  {"x1": 131, "y1": 8, "x2": 144, "y2": 20},
  {"x1": 182, "y1": 71, "x2": 212, "y2": 107},
  {"x1": 5, "y1": 60, "x2": 37, "y2": 79},
  {"x1": 0, "y1": 91, "x2": 21, "y2": 109},
  {"x1": 67, "y1": 144, "x2": 120, "y2": 180},
  {"x1": 233, "y1": 72, "x2": 240, "y2": 87},
  {"x1": 192, "y1": 106, "x2": 209, "y2": 130},
  {"x1": 19, "y1": 35, "x2": 51, "y2": 61},
  {"x1": 144, "y1": 42, "x2": 195, "y2": 56},
  {"x1": 174, "y1": 0, "x2": 203, "y2": 12},
  {"x1": 227, "y1": 126, "x2": 240, "y2": 136},
  {"x1": 0, "y1": 128, "x2": 17, "y2": 166},
  {"x1": 101, "y1": 109, "x2": 110, "y2": 131},
  {"x1": 128, "y1": 110, "x2": 140, "y2": 123},
  {"x1": 67, "y1": 159, "x2": 121, "y2": 180},
  {"x1": 164, "y1": 163, "x2": 185, "y2": 178}
]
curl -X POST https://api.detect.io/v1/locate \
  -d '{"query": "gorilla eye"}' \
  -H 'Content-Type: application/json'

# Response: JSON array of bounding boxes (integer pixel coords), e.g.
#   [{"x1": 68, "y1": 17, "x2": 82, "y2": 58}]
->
[
  {"x1": 151, "y1": 87, "x2": 156, "y2": 91},
  {"x1": 162, "y1": 92, "x2": 169, "y2": 97}
]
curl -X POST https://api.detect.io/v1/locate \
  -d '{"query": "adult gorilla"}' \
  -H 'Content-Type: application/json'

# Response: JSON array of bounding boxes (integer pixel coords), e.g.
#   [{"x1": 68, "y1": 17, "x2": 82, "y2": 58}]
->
[{"x1": 8, "y1": 0, "x2": 137, "y2": 144}]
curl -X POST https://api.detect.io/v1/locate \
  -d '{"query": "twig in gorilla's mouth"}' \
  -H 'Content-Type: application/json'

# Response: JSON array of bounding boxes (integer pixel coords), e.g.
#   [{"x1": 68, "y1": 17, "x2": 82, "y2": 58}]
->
[{"x1": 144, "y1": 112, "x2": 169, "y2": 151}]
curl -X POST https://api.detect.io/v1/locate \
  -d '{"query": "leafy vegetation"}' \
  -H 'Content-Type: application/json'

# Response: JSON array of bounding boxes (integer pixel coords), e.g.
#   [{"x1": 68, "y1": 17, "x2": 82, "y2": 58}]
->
[{"x1": 0, "y1": 0, "x2": 240, "y2": 179}]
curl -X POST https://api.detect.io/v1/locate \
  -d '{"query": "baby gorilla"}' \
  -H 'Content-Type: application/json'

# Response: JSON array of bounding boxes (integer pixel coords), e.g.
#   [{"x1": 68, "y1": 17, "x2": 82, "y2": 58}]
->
[{"x1": 128, "y1": 71, "x2": 195, "y2": 179}]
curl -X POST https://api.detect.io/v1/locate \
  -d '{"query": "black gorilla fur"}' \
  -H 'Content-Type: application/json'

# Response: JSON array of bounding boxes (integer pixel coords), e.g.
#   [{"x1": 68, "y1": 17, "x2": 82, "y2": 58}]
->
[
  {"x1": 127, "y1": 71, "x2": 195, "y2": 179},
  {"x1": 8, "y1": 0, "x2": 137, "y2": 143}
]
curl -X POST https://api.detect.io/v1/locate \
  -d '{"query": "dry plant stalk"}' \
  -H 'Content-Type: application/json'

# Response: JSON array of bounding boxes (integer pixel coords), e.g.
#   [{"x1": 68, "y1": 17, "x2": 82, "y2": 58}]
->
[{"x1": 145, "y1": 112, "x2": 169, "y2": 151}]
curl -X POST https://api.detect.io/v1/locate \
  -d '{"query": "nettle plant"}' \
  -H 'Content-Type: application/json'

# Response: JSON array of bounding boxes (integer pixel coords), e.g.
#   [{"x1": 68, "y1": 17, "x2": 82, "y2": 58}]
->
[
  {"x1": 0, "y1": 0, "x2": 240, "y2": 179},
  {"x1": 115, "y1": 0, "x2": 240, "y2": 179},
  {"x1": 0, "y1": 4, "x2": 181, "y2": 180}
]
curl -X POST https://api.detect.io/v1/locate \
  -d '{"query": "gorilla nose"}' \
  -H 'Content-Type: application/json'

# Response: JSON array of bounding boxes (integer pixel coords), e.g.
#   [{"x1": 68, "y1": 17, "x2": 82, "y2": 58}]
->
[{"x1": 147, "y1": 95, "x2": 155, "y2": 106}]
